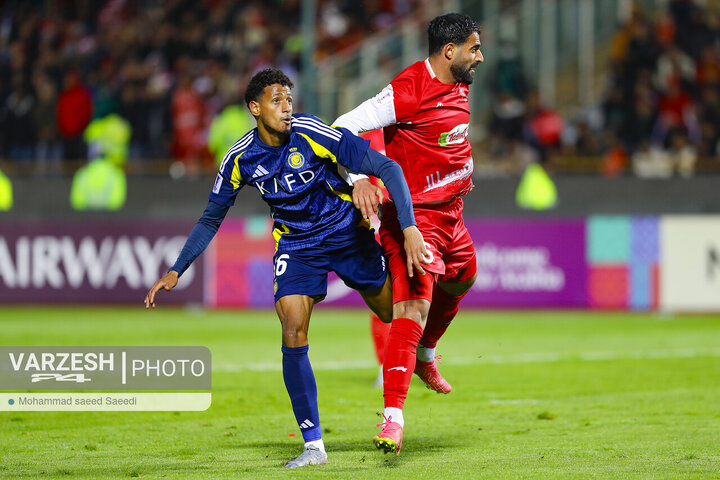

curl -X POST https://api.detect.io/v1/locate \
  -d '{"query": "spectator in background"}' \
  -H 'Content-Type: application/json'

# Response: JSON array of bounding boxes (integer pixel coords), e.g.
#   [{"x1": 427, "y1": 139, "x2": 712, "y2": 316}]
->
[
  {"x1": 120, "y1": 83, "x2": 151, "y2": 160},
  {"x1": 625, "y1": 17, "x2": 660, "y2": 76},
  {"x1": 697, "y1": 87, "x2": 720, "y2": 157},
  {"x1": 632, "y1": 141, "x2": 673, "y2": 178},
  {"x1": 492, "y1": 42, "x2": 526, "y2": 100},
  {"x1": 601, "y1": 85, "x2": 626, "y2": 139},
  {"x1": 171, "y1": 72, "x2": 205, "y2": 171},
  {"x1": 489, "y1": 91, "x2": 525, "y2": 158},
  {"x1": 208, "y1": 100, "x2": 254, "y2": 167},
  {"x1": 602, "y1": 133, "x2": 628, "y2": 177},
  {"x1": 656, "y1": 78, "x2": 700, "y2": 145},
  {"x1": 0, "y1": 167, "x2": 13, "y2": 210},
  {"x1": 523, "y1": 91, "x2": 563, "y2": 164},
  {"x1": 626, "y1": 81, "x2": 659, "y2": 150},
  {"x1": 695, "y1": 45, "x2": 720, "y2": 88},
  {"x1": 667, "y1": 127, "x2": 697, "y2": 177},
  {"x1": 57, "y1": 70, "x2": 92, "y2": 160},
  {"x1": 4, "y1": 79, "x2": 36, "y2": 163},
  {"x1": 655, "y1": 44, "x2": 695, "y2": 92},
  {"x1": 32, "y1": 73, "x2": 62, "y2": 173}
]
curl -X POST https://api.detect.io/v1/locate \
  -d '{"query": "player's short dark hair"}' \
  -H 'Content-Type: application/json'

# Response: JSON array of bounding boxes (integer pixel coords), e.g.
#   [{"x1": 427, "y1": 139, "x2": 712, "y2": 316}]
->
[
  {"x1": 244, "y1": 68, "x2": 294, "y2": 106},
  {"x1": 427, "y1": 13, "x2": 480, "y2": 56}
]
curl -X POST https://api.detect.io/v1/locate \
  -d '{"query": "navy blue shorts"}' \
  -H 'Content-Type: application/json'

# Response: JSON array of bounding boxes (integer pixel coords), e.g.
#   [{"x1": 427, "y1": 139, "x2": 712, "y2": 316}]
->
[{"x1": 273, "y1": 224, "x2": 387, "y2": 303}]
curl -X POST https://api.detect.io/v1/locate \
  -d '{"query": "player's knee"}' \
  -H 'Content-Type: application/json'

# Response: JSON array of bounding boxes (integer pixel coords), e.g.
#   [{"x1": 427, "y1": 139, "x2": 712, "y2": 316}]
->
[
  {"x1": 281, "y1": 322, "x2": 308, "y2": 347},
  {"x1": 278, "y1": 314, "x2": 309, "y2": 346},
  {"x1": 393, "y1": 299, "x2": 430, "y2": 325},
  {"x1": 439, "y1": 274, "x2": 476, "y2": 296}
]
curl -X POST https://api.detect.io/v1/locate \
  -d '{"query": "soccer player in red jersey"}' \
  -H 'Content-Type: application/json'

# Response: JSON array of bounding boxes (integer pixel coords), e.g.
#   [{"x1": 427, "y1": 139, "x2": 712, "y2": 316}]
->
[{"x1": 335, "y1": 13, "x2": 483, "y2": 453}]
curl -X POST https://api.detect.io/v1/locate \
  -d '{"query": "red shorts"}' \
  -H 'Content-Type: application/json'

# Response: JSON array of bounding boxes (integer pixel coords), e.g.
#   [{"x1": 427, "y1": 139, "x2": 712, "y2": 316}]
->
[{"x1": 379, "y1": 197, "x2": 476, "y2": 303}]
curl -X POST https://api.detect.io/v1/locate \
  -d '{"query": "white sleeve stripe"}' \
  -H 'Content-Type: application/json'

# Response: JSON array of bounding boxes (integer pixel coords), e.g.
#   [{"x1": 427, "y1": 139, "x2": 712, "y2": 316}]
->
[
  {"x1": 219, "y1": 133, "x2": 253, "y2": 172},
  {"x1": 293, "y1": 120, "x2": 342, "y2": 141},
  {"x1": 293, "y1": 117, "x2": 342, "y2": 140},
  {"x1": 219, "y1": 139, "x2": 249, "y2": 172},
  {"x1": 293, "y1": 122, "x2": 343, "y2": 143},
  {"x1": 292, "y1": 116, "x2": 343, "y2": 138}
]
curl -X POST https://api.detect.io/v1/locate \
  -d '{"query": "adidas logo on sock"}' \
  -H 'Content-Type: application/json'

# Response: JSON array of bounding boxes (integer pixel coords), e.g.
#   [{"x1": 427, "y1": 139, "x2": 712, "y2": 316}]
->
[
  {"x1": 299, "y1": 419, "x2": 315, "y2": 429},
  {"x1": 252, "y1": 165, "x2": 269, "y2": 178}
]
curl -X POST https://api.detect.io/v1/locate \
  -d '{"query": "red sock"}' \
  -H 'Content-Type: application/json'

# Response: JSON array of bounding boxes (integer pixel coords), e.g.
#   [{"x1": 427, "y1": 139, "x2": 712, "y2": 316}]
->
[
  {"x1": 371, "y1": 314, "x2": 392, "y2": 365},
  {"x1": 382, "y1": 318, "x2": 423, "y2": 409},
  {"x1": 419, "y1": 287, "x2": 466, "y2": 349}
]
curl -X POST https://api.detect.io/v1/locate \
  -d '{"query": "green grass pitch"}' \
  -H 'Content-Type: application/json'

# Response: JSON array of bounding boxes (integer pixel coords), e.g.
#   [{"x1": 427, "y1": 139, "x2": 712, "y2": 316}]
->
[{"x1": 1, "y1": 307, "x2": 719, "y2": 479}]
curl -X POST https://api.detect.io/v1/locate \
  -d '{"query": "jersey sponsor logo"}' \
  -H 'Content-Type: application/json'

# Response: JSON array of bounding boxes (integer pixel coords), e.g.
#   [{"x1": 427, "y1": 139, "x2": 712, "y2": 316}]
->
[
  {"x1": 255, "y1": 170, "x2": 316, "y2": 196},
  {"x1": 438, "y1": 123, "x2": 469, "y2": 146},
  {"x1": 423, "y1": 158, "x2": 474, "y2": 192},
  {"x1": 288, "y1": 152, "x2": 305, "y2": 169}
]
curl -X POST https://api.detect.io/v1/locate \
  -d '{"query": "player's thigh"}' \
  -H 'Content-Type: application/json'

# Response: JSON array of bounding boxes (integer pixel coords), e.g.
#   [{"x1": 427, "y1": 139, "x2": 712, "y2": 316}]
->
[
  {"x1": 358, "y1": 274, "x2": 393, "y2": 323},
  {"x1": 438, "y1": 220, "x2": 477, "y2": 294},
  {"x1": 331, "y1": 225, "x2": 388, "y2": 293},
  {"x1": 379, "y1": 210, "x2": 439, "y2": 305},
  {"x1": 273, "y1": 249, "x2": 330, "y2": 304}
]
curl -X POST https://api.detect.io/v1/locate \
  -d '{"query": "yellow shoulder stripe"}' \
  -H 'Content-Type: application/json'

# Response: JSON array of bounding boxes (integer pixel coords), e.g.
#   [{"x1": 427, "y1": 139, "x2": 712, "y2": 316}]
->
[
  {"x1": 297, "y1": 132, "x2": 337, "y2": 164},
  {"x1": 230, "y1": 151, "x2": 246, "y2": 190}
]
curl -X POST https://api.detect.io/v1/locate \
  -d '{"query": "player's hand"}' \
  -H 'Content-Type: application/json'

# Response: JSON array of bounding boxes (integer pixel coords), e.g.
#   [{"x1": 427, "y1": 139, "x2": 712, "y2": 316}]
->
[
  {"x1": 402, "y1": 226, "x2": 430, "y2": 278},
  {"x1": 144, "y1": 270, "x2": 179, "y2": 309},
  {"x1": 352, "y1": 178, "x2": 383, "y2": 219}
]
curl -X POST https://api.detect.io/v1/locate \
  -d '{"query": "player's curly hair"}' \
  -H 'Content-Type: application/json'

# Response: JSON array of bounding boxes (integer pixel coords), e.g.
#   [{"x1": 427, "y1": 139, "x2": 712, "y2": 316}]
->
[
  {"x1": 244, "y1": 68, "x2": 294, "y2": 106},
  {"x1": 427, "y1": 13, "x2": 480, "y2": 56}
]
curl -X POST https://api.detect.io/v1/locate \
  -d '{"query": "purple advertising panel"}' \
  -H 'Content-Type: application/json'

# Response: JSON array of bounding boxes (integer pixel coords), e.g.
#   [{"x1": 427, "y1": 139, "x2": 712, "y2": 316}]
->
[
  {"x1": 0, "y1": 221, "x2": 203, "y2": 304},
  {"x1": 464, "y1": 219, "x2": 587, "y2": 307},
  {"x1": 322, "y1": 219, "x2": 588, "y2": 308}
]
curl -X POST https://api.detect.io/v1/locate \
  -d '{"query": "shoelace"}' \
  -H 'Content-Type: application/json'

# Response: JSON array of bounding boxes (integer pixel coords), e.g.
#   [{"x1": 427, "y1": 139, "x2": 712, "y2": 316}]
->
[
  {"x1": 376, "y1": 412, "x2": 394, "y2": 428},
  {"x1": 434, "y1": 354, "x2": 443, "y2": 364}
]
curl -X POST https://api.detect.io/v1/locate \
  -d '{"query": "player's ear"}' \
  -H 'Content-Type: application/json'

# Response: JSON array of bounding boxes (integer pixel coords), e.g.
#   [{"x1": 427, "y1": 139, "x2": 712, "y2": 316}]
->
[
  {"x1": 443, "y1": 43, "x2": 455, "y2": 61},
  {"x1": 249, "y1": 100, "x2": 261, "y2": 117}
]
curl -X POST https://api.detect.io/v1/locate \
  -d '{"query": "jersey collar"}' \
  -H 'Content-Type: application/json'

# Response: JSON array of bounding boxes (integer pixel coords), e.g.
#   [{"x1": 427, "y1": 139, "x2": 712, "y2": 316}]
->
[
  {"x1": 254, "y1": 128, "x2": 287, "y2": 152},
  {"x1": 424, "y1": 58, "x2": 436, "y2": 79}
]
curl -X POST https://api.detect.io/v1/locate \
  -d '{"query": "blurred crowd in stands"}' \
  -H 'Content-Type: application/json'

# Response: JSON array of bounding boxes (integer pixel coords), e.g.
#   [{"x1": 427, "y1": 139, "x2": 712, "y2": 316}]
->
[
  {"x1": 489, "y1": 0, "x2": 720, "y2": 177},
  {"x1": 0, "y1": 0, "x2": 418, "y2": 173},
  {"x1": 2, "y1": 0, "x2": 719, "y2": 177}
]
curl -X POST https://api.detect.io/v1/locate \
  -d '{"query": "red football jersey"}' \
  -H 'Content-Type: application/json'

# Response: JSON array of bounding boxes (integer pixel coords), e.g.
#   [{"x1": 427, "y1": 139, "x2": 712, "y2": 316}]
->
[{"x1": 385, "y1": 59, "x2": 474, "y2": 203}]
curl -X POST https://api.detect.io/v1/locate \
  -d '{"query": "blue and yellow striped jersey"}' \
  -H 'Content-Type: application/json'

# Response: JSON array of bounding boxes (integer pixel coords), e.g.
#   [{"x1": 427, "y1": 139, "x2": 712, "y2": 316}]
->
[{"x1": 209, "y1": 113, "x2": 371, "y2": 250}]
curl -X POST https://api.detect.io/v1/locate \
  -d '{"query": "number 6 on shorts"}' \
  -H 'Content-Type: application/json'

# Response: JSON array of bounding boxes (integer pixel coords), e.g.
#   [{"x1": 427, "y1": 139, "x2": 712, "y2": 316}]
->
[{"x1": 275, "y1": 254, "x2": 290, "y2": 277}]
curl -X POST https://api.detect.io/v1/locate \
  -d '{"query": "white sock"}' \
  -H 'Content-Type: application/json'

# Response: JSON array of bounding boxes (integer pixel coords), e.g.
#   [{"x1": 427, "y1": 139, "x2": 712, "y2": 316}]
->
[
  {"x1": 416, "y1": 344, "x2": 436, "y2": 363},
  {"x1": 383, "y1": 407, "x2": 404, "y2": 427},
  {"x1": 305, "y1": 439, "x2": 325, "y2": 452}
]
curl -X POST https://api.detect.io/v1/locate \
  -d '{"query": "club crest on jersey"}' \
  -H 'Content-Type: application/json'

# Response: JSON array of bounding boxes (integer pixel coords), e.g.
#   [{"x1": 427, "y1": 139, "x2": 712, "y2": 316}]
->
[
  {"x1": 438, "y1": 123, "x2": 469, "y2": 146},
  {"x1": 288, "y1": 152, "x2": 305, "y2": 169}
]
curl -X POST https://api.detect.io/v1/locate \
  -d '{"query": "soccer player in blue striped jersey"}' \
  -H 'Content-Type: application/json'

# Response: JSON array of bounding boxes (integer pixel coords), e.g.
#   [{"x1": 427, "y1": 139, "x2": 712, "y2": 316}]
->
[{"x1": 144, "y1": 68, "x2": 429, "y2": 468}]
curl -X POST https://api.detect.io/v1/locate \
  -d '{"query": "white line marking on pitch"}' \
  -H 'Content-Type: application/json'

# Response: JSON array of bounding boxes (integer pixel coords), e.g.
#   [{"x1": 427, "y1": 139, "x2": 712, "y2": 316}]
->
[{"x1": 214, "y1": 347, "x2": 720, "y2": 373}]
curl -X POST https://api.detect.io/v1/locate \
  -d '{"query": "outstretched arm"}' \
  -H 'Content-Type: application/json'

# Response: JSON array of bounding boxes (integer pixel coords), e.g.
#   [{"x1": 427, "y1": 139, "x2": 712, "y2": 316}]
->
[
  {"x1": 334, "y1": 85, "x2": 396, "y2": 135},
  {"x1": 144, "y1": 200, "x2": 229, "y2": 308},
  {"x1": 334, "y1": 86, "x2": 397, "y2": 211}
]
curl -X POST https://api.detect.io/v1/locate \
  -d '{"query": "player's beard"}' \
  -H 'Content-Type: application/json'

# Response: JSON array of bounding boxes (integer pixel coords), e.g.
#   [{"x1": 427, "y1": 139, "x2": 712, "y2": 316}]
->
[{"x1": 451, "y1": 61, "x2": 478, "y2": 84}]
